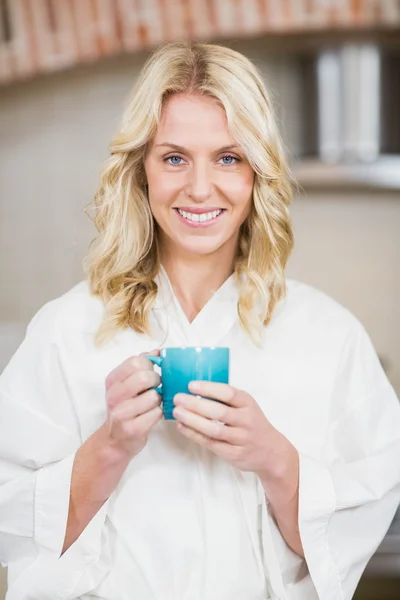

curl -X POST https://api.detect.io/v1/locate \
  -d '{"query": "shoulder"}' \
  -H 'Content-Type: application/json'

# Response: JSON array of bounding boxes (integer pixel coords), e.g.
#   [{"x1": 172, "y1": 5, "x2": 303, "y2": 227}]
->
[
  {"x1": 272, "y1": 278, "x2": 369, "y2": 358},
  {"x1": 275, "y1": 280, "x2": 391, "y2": 414},
  {"x1": 26, "y1": 281, "x2": 105, "y2": 341},
  {"x1": 283, "y1": 278, "x2": 363, "y2": 335}
]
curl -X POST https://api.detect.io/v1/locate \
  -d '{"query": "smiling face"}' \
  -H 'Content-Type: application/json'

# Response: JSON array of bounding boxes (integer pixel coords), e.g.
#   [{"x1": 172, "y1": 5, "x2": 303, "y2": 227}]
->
[{"x1": 144, "y1": 94, "x2": 254, "y2": 263}]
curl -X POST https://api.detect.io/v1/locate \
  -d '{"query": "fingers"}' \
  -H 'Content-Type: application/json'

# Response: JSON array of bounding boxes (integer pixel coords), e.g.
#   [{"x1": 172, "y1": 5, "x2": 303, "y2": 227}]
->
[
  {"x1": 107, "y1": 369, "x2": 161, "y2": 410},
  {"x1": 137, "y1": 405, "x2": 163, "y2": 431},
  {"x1": 105, "y1": 352, "x2": 159, "y2": 391},
  {"x1": 173, "y1": 403, "x2": 245, "y2": 445},
  {"x1": 174, "y1": 393, "x2": 240, "y2": 426},
  {"x1": 139, "y1": 349, "x2": 160, "y2": 357},
  {"x1": 188, "y1": 381, "x2": 246, "y2": 408},
  {"x1": 175, "y1": 424, "x2": 228, "y2": 454},
  {"x1": 116, "y1": 405, "x2": 163, "y2": 439},
  {"x1": 109, "y1": 405, "x2": 163, "y2": 441},
  {"x1": 110, "y1": 389, "x2": 161, "y2": 421},
  {"x1": 104, "y1": 350, "x2": 163, "y2": 457}
]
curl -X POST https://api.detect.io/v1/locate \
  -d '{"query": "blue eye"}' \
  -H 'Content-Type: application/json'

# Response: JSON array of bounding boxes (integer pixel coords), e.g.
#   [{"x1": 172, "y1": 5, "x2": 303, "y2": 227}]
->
[
  {"x1": 166, "y1": 156, "x2": 183, "y2": 165},
  {"x1": 220, "y1": 155, "x2": 237, "y2": 165},
  {"x1": 165, "y1": 154, "x2": 239, "y2": 166}
]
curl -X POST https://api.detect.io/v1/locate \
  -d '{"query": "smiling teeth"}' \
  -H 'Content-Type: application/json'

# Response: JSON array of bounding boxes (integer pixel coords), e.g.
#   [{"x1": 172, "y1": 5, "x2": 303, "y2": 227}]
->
[{"x1": 177, "y1": 209, "x2": 222, "y2": 222}]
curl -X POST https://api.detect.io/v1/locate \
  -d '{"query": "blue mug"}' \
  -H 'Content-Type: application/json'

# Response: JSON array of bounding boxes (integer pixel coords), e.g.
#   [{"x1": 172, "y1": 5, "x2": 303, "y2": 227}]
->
[{"x1": 146, "y1": 347, "x2": 230, "y2": 420}]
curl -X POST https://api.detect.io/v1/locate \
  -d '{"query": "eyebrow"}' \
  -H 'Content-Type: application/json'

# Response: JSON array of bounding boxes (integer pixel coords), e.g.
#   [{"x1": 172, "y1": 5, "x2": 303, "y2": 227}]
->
[{"x1": 155, "y1": 142, "x2": 240, "y2": 153}]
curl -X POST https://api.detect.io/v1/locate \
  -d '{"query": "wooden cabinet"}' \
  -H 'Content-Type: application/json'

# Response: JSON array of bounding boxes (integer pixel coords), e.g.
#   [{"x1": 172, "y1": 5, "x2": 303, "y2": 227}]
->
[{"x1": 1, "y1": 0, "x2": 400, "y2": 86}]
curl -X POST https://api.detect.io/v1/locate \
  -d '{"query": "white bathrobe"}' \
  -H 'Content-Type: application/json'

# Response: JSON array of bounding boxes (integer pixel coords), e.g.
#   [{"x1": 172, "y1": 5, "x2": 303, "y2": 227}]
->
[{"x1": 0, "y1": 269, "x2": 399, "y2": 600}]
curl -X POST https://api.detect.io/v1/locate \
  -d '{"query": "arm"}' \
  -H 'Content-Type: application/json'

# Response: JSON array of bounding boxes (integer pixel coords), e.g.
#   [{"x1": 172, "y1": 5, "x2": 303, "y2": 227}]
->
[
  {"x1": 62, "y1": 355, "x2": 162, "y2": 553},
  {"x1": 61, "y1": 424, "x2": 130, "y2": 554},
  {"x1": 291, "y1": 323, "x2": 400, "y2": 600},
  {"x1": 256, "y1": 434, "x2": 304, "y2": 557},
  {"x1": 172, "y1": 381, "x2": 305, "y2": 556},
  {"x1": 0, "y1": 295, "x2": 161, "y2": 599}
]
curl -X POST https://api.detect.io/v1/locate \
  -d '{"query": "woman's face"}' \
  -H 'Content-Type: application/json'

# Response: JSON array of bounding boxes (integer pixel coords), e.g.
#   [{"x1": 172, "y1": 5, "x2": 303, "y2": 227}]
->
[{"x1": 144, "y1": 94, "x2": 254, "y2": 260}]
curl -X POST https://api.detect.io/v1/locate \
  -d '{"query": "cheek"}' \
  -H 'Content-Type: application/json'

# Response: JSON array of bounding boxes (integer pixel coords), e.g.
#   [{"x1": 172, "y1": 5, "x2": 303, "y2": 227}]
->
[
  {"x1": 223, "y1": 176, "x2": 254, "y2": 208},
  {"x1": 149, "y1": 173, "x2": 184, "y2": 206},
  {"x1": 216, "y1": 165, "x2": 254, "y2": 198}
]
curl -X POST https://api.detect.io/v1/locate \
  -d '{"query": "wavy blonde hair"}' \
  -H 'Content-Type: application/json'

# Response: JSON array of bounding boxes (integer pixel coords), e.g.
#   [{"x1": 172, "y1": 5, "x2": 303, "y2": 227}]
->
[{"x1": 85, "y1": 40, "x2": 294, "y2": 345}]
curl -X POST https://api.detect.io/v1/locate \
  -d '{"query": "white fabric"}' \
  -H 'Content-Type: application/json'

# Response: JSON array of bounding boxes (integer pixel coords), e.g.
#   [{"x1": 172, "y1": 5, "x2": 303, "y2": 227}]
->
[{"x1": 0, "y1": 268, "x2": 399, "y2": 600}]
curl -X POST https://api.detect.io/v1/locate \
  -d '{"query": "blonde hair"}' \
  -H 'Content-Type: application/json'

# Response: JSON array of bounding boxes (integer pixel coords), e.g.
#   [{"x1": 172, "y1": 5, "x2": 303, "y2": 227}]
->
[{"x1": 85, "y1": 40, "x2": 294, "y2": 345}]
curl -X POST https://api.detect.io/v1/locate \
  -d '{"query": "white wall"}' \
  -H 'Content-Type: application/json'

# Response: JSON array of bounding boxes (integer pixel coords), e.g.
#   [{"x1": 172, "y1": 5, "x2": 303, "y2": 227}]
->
[
  {"x1": 0, "y1": 38, "x2": 399, "y2": 596},
  {"x1": 286, "y1": 190, "x2": 400, "y2": 390}
]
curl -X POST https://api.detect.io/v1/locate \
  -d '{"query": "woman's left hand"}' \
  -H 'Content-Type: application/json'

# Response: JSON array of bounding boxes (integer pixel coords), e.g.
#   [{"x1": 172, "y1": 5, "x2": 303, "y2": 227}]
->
[
  {"x1": 174, "y1": 380, "x2": 304, "y2": 556},
  {"x1": 173, "y1": 381, "x2": 286, "y2": 480}
]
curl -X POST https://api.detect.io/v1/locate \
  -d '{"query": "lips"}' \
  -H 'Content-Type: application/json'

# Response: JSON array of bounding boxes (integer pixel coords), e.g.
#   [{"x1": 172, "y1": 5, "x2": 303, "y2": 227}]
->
[
  {"x1": 176, "y1": 208, "x2": 223, "y2": 223},
  {"x1": 174, "y1": 206, "x2": 224, "y2": 215},
  {"x1": 173, "y1": 207, "x2": 226, "y2": 227}
]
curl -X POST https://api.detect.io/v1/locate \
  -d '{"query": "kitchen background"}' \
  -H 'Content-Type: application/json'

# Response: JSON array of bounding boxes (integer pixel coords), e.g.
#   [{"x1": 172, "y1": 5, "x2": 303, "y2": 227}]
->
[{"x1": 0, "y1": 1, "x2": 399, "y2": 598}]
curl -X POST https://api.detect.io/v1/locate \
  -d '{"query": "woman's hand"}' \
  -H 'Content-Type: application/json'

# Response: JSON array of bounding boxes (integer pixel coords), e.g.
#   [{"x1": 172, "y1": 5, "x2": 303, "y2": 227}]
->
[
  {"x1": 62, "y1": 351, "x2": 162, "y2": 554},
  {"x1": 173, "y1": 381, "x2": 304, "y2": 556},
  {"x1": 104, "y1": 350, "x2": 163, "y2": 461},
  {"x1": 172, "y1": 381, "x2": 284, "y2": 479}
]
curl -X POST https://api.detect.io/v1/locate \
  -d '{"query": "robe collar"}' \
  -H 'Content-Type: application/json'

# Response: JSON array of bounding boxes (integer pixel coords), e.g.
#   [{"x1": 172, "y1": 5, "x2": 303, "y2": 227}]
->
[{"x1": 150, "y1": 265, "x2": 240, "y2": 347}]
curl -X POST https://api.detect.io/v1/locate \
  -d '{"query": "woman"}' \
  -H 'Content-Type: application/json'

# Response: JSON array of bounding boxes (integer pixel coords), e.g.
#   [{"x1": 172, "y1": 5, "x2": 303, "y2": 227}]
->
[{"x1": 0, "y1": 40, "x2": 399, "y2": 600}]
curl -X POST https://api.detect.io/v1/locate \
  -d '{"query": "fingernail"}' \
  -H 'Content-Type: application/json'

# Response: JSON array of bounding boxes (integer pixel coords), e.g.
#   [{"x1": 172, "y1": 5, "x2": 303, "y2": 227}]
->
[
  {"x1": 189, "y1": 381, "x2": 200, "y2": 392},
  {"x1": 174, "y1": 394, "x2": 186, "y2": 405}
]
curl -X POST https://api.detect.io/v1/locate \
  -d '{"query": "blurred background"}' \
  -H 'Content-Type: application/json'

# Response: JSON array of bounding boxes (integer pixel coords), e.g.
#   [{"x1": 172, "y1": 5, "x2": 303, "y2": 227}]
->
[{"x1": 0, "y1": 0, "x2": 399, "y2": 598}]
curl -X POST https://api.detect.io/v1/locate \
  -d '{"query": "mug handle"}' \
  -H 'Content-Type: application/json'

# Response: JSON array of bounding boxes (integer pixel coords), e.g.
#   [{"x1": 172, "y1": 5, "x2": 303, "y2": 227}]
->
[
  {"x1": 146, "y1": 355, "x2": 163, "y2": 396},
  {"x1": 146, "y1": 356, "x2": 162, "y2": 367}
]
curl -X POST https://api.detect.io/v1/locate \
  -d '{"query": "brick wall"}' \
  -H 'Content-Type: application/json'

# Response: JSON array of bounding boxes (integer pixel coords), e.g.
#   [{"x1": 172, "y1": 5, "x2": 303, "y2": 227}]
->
[{"x1": 0, "y1": 0, "x2": 399, "y2": 85}]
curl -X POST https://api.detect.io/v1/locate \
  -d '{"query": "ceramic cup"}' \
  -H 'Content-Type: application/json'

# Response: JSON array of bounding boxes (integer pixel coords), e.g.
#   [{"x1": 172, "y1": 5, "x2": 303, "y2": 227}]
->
[{"x1": 146, "y1": 347, "x2": 229, "y2": 420}]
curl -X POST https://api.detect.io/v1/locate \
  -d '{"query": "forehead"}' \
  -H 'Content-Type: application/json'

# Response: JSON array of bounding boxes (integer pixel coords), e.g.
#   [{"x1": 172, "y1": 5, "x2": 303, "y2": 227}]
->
[{"x1": 153, "y1": 94, "x2": 235, "y2": 147}]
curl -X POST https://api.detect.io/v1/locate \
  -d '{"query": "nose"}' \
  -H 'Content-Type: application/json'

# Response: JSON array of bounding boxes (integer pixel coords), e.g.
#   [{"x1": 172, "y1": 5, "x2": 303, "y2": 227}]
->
[{"x1": 185, "y1": 163, "x2": 213, "y2": 202}]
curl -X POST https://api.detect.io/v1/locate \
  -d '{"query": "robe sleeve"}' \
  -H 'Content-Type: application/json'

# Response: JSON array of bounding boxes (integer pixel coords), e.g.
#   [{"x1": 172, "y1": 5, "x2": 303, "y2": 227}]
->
[
  {"x1": 258, "y1": 320, "x2": 400, "y2": 600},
  {"x1": 297, "y1": 321, "x2": 400, "y2": 599},
  {"x1": 0, "y1": 301, "x2": 112, "y2": 600}
]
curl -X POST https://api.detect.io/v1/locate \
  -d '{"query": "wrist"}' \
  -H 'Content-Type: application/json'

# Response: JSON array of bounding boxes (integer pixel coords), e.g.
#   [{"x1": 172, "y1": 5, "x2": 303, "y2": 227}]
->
[
  {"x1": 94, "y1": 424, "x2": 132, "y2": 470},
  {"x1": 256, "y1": 432, "x2": 299, "y2": 495}
]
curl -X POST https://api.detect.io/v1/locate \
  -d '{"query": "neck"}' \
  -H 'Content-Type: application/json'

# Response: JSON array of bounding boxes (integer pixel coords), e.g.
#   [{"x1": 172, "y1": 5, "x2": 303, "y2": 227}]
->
[{"x1": 160, "y1": 245, "x2": 236, "y2": 323}]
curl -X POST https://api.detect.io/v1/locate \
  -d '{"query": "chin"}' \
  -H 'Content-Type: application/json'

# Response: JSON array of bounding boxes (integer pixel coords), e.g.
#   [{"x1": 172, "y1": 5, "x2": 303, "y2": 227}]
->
[
  {"x1": 175, "y1": 236, "x2": 226, "y2": 257},
  {"x1": 179, "y1": 244, "x2": 222, "y2": 257}
]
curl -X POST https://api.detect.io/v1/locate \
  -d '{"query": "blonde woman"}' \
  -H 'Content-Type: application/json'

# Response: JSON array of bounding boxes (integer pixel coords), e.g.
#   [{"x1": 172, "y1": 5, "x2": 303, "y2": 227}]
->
[{"x1": 0, "y1": 41, "x2": 399, "y2": 600}]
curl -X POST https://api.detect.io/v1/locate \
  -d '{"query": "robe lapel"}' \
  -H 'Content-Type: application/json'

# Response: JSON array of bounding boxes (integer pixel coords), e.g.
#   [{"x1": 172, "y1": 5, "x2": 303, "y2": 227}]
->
[{"x1": 150, "y1": 267, "x2": 239, "y2": 347}]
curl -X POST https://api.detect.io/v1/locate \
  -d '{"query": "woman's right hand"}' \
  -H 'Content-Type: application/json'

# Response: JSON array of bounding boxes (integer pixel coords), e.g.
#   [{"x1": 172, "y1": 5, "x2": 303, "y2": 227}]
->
[
  {"x1": 62, "y1": 351, "x2": 162, "y2": 554},
  {"x1": 104, "y1": 350, "x2": 163, "y2": 461}
]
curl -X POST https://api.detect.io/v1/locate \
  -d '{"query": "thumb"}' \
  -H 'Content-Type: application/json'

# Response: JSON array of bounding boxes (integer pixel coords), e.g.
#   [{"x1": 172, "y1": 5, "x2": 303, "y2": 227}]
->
[{"x1": 140, "y1": 348, "x2": 161, "y2": 357}]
